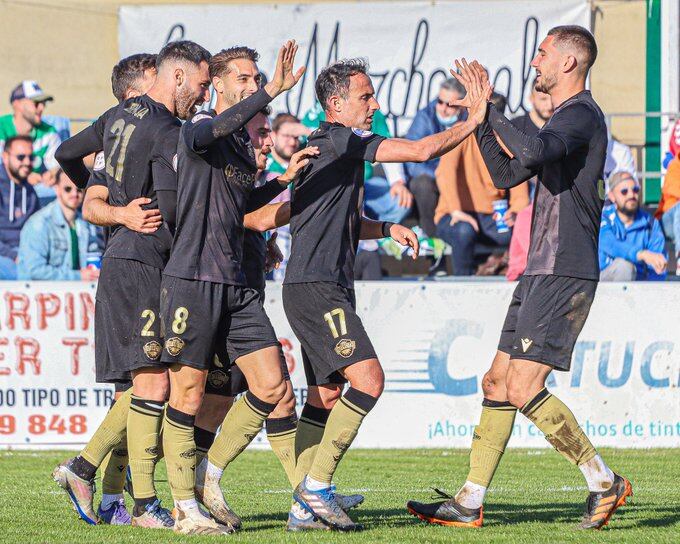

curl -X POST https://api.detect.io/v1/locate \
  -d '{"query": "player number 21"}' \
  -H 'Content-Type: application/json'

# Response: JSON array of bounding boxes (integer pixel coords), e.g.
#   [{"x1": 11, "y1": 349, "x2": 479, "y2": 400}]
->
[
  {"x1": 106, "y1": 119, "x2": 136, "y2": 182},
  {"x1": 324, "y1": 308, "x2": 347, "y2": 339}
]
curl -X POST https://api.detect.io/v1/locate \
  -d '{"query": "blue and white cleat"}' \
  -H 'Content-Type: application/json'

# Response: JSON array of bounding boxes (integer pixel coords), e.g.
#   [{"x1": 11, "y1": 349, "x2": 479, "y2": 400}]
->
[
  {"x1": 286, "y1": 501, "x2": 331, "y2": 532},
  {"x1": 52, "y1": 460, "x2": 99, "y2": 525},
  {"x1": 97, "y1": 498, "x2": 132, "y2": 525},
  {"x1": 293, "y1": 477, "x2": 361, "y2": 531},
  {"x1": 131, "y1": 499, "x2": 174, "y2": 529}
]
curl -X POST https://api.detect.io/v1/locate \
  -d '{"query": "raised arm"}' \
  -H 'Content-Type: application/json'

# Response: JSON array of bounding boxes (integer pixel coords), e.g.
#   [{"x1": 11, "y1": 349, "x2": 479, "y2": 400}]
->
[
  {"x1": 244, "y1": 201, "x2": 290, "y2": 232},
  {"x1": 55, "y1": 107, "x2": 114, "y2": 188}
]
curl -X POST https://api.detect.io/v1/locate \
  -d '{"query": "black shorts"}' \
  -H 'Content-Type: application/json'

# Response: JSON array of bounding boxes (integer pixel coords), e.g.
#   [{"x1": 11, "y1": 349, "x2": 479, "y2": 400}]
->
[
  {"x1": 282, "y1": 282, "x2": 377, "y2": 386},
  {"x1": 159, "y1": 275, "x2": 279, "y2": 371},
  {"x1": 498, "y1": 274, "x2": 597, "y2": 371},
  {"x1": 94, "y1": 257, "x2": 164, "y2": 383},
  {"x1": 205, "y1": 344, "x2": 291, "y2": 397}
]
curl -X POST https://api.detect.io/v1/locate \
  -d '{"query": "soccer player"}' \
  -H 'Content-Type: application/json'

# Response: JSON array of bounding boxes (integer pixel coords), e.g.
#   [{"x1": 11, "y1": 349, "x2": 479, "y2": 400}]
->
[
  {"x1": 157, "y1": 41, "x2": 313, "y2": 535},
  {"x1": 192, "y1": 110, "x2": 363, "y2": 533},
  {"x1": 53, "y1": 40, "x2": 212, "y2": 529},
  {"x1": 407, "y1": 27, "x2": 632, "y2": 529},
  {"x1": 283, "y1": 58, "x2": 490, "y2": 531},
  {"x1": 76, "y1": 53, "x2": 160, "y2": 526}
]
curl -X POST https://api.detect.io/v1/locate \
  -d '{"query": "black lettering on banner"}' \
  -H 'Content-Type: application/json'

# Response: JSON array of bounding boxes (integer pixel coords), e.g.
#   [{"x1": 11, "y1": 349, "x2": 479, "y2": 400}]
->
[{"x1": 160, "y1": 14, "x2": 541, "y2": 126}]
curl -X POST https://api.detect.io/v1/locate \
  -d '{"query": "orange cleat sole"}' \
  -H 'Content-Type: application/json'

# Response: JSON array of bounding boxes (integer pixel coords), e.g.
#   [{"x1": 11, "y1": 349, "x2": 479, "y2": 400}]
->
[{"x1": 407, "y1": 506, "x2": 483, "y2": 528}]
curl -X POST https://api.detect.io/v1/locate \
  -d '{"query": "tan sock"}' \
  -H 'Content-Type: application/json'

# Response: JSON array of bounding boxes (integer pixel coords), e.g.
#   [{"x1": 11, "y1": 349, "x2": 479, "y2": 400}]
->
[
  {"x1": 127, "y1": 395, "x2": 164, "y2": 500},
  {"x1": 468, "y1": 400, "x2": 517, "y2": 487},
  {"x1": 521, "y1": 388, "x2": 596, "y2": 465},
  {"x1": 294, "y1": 404, "x2": 330, "y2": 486},
  {"x1": 164, "y1": 406, "x2": 196, "y2": 501},
  {"x1": 266, "y1": 415, "x2": 298, "y2": 487},
  {"x1": 308, "y1": 388, "x2": 378, "y2": 485},
  {"x1": 101, "y1": 432, "x2": 128, "y2": 495},
  {"x1": 81, "y1": 389, "x2": 132, "y2": 467},
  {"x1": 208, "y1": 392, "x2": 276, "y2": 470}
]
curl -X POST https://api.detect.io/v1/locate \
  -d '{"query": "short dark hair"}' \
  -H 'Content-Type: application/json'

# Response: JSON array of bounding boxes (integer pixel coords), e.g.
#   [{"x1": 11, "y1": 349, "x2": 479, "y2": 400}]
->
[
  {"x1": 547, "y1": 25, "x2": 598, "y2": 72},
  {"x1": 3, "y1": 135, "x2": 33, "y2": 153},
  {"x1": 315, "y1": 58, "x2": 369, "y2": 110},
  {"x1": 259, "y1": 105, "x2": 272, "y2": 117},
  {"x1": 272, "y1": 113, "x2": 299, "y2": 133},
  {"x1": 111, "y1": 53, "x2": 157, "y2": 102},
  {"x1": 490, "y1": 92, "x2": 507, "y2": 114},
  {"x1": 209, "y1": 46, "x2": 259, "y2": 80},
  {"x1": 156, "y1": 40, "x2": 211, "y2": 70}
]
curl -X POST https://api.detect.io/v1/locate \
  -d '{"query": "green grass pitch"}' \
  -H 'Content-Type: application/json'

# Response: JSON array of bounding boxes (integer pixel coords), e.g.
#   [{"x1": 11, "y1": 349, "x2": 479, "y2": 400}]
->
[{"x1": 1, "y1": 448, "x2": 678, "y2": 543}]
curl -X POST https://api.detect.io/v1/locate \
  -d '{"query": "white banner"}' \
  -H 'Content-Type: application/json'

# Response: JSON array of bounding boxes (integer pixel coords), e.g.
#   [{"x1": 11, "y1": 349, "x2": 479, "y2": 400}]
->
[
  {"x1": 1, "y1": 281, "x2": 679, "y2": 449},
  {"x1": 119, "y1": 1, "x2": 589, "y2": 131}
]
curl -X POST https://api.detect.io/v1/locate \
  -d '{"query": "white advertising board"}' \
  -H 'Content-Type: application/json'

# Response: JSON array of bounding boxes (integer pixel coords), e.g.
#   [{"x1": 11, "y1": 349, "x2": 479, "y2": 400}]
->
[{"x1": 1, "y1": 281, "x2": 678, "y2": 449}]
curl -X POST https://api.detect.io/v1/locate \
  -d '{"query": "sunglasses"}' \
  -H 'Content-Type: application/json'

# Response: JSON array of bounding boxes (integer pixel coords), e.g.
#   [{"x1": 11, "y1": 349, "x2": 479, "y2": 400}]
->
[
  {"x1": 620, "y1": 186, "x2": 640, "y2": 196},
  {"x1": 437, "y1": 98, "x2": 453, "y2": 106},
  {"x1": 14, "y1": 153, "x2": 35, "y2": 162},
  {"x1": 63, "y1": 185, "x2": 83, "y2": 194}
]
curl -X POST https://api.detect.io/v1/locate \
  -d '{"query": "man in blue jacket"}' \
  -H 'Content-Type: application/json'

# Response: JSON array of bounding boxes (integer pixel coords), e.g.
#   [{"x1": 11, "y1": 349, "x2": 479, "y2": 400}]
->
[
  {"x1": 599, "y1": 171, "x2": 667, "y2": 280},
  {"x1": 18, "y1": 168, "x2": 100, "y2": 280},
  {"x1": 405, "y1": 78, "x2": 465, "y2": 237},
  {"x1": 0, "y1": 135, "x2": 41, "y2": 279}
]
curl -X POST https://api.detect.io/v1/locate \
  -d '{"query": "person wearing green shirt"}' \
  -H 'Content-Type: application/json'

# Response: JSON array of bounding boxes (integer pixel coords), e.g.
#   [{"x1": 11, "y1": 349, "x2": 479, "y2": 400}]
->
[{"x1": 0, "y1": 81, "x2": 62, "y2": 198}]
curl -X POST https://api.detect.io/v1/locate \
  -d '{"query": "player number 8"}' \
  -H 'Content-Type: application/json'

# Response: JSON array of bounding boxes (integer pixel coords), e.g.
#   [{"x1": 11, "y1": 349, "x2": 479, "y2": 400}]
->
[{"x1": 172, "y1": 307, "x2": 189, "y2": 334}]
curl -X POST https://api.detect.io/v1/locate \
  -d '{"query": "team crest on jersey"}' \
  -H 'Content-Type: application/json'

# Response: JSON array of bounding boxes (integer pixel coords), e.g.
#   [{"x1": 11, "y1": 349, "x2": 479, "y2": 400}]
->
[
  {"x1": 351, "y1": 128, "x2": 373, "y2": 138},
  {"x1": 208, "y1": 369, "x2": 229, "y2": 389},
  {"x1": 93, "y1": 152, "x2": 105, "y2": 172},
  {"x1": 335, "y1": 339, "x2": 356, "y2": 358},
  {"x1": 165, "y1": 337, "x2": 185, "y2": 356},
  {"x1": 192, "y1": 113, "x2": 212, "y2": 124},
  {"x1": 143, "y1": 340, "x2": 162, "y2": 361}
]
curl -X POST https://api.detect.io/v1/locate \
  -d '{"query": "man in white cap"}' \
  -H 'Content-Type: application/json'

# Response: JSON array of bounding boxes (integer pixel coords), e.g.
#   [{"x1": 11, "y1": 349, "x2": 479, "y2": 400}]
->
[{"x1": 0, "y1": 81, "x2": 61, "y2": 190}]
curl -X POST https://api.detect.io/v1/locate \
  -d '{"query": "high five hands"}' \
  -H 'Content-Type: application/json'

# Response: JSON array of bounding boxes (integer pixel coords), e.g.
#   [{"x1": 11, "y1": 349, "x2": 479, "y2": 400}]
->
[
  {"x1": 449, "y1": 59, "x2": 494, "y2": 125},
  {"x1": 265, "y1": 40, "x2": 306, "y2": 97}
]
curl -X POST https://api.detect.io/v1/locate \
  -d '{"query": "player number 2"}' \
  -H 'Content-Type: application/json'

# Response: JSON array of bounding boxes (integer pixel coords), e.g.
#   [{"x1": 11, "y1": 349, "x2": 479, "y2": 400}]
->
[
  {"x1": 140, "y1": 309, "x2": 155, "y2": 336},
  {"x1": 324, "y1": 308, "x2": 347, "y2": 339},
  {"x1": 106, "y1": 119, "x2": 136, "y2": 182},
  {"x1": 172, "y1": 307, "x2": 189, "y2": 334}
]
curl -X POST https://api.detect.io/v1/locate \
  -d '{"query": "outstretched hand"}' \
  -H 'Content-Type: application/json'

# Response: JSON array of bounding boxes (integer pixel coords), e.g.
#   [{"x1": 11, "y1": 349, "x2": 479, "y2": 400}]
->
[
  {"x1": 449, "y1": 59, "x2": 493, "y2": 125},
  {"x1": 265, "y1": 40, "x2": 306, "y2": 97},
  {"x1": 278, "y1": 146, "x2": 319, "y2": 185}
]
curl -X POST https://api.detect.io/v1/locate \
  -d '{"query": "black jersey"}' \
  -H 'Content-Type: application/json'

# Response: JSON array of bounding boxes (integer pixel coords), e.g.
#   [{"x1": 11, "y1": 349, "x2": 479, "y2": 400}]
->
[
  {"x1": 242, "y1": 229, "x2": 266, "y2": 292},
  {"x1": 164, "y1": 105, "x2": 283, "y2": 284},
  {"x1": 479, "y1": 90, "x2": 607, "y2": 280},
  {"x1": 284, "y1": 122, "x2": 385, "y2": 288},
  {"x1": 510, "y1": 112, "x2": 540, "y2": 137},
  {"x1": 92, "y1": 95, "x2": 180, "y2": 269}
]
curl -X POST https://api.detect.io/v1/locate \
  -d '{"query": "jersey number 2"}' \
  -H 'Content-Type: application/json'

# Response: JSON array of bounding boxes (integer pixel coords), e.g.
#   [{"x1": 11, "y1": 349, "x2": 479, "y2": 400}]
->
[{"x1": 106, "y1": 119, "x2": 136, "y2": 182}]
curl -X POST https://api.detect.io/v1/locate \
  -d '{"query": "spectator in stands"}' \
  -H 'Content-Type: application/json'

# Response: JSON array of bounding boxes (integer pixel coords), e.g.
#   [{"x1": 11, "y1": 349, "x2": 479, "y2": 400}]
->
[
  {"x1": 0, "y1": 81, "x2": 61, "y2": 202},
  {"x1": 511, "y1": 79, "x2": 553, "y2": 136},
  {"x1": 405, "y1": 78, "x2": 465, "y2": 237},
  {"x1": 267, "y1": 113, "x2": 309, "y2": 174},
  {"x1": 434, "y1": 94, "x2": 529, "y2": 276},
  {"x1": 0, "y1": 135, "x2": 41, "y2": 279},
  {"x1": 599, "y1": 171, "x2": 667, "y2": 281},
  {"x1": 506, "y1": 203, "x2": 533, "y2": 280},
  {"x1": 18, "y1": 169, "x2": 100, "y2": 281},
  {"x1": 656, "y1": 154, "x2": 680, "y2": 263}
]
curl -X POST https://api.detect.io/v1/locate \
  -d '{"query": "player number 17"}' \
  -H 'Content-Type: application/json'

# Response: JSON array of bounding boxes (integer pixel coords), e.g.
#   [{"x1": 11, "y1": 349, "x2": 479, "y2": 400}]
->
[{"x1": 324, "y1": 308, "x2": 347, "y2": 339}]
